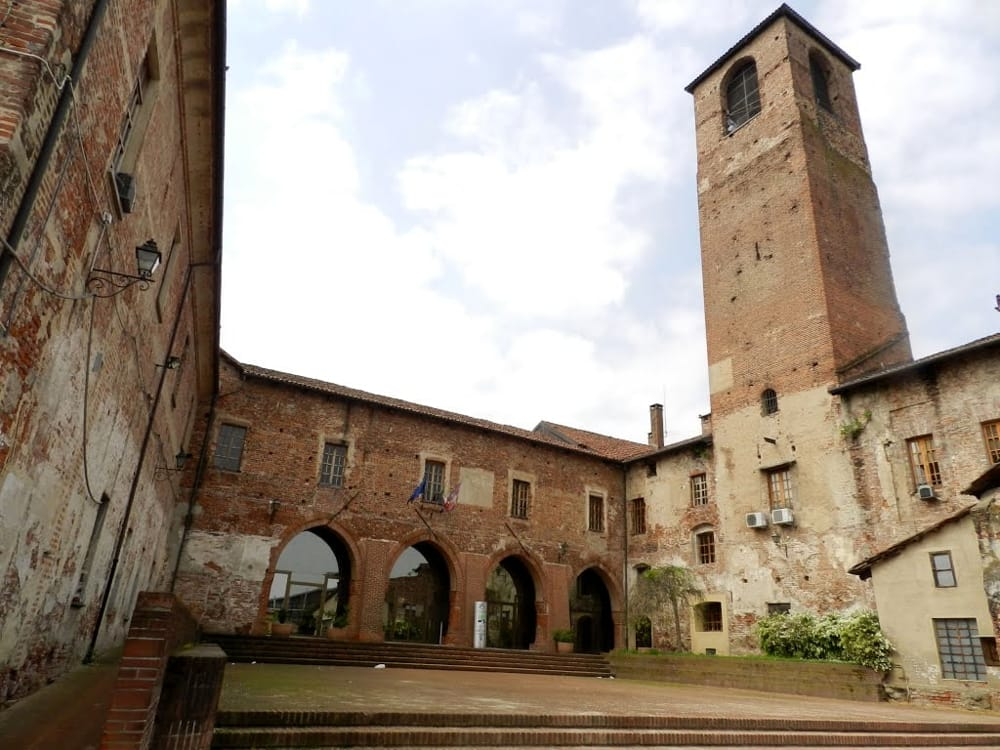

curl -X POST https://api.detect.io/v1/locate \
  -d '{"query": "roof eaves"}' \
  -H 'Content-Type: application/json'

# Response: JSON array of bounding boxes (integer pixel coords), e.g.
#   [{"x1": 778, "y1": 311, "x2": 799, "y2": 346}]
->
[
  {"x1": 684, "y1": 3, "x2": 860, "y2": 94},
  {"x1": 831, "y1": 332, "x2": 1000, "y2": 395},
  {"x1": 847, "y1": 504, "x2": 977, "y2": 580}
]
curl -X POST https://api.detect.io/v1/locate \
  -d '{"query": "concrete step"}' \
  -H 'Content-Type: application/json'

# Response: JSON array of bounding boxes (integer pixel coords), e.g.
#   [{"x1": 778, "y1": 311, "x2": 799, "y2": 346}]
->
[
  {"x1": 211, "y1": 711, "x2": 1000, "y2": 748},
  {"x1": 207, "y1": 634, "x2": 613, "y2": 677}
]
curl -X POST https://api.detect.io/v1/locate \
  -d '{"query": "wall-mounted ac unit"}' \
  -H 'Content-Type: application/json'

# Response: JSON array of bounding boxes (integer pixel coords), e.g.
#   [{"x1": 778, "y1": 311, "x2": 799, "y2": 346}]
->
[
  {"x1": 745, "y1": 511, "x2": 768, "y2": 529},
  {"x1": 771, "y1": 508, "x2": 794, "y2": 526},
  {"x1": 917, "y1": 484, "x2": 936, "y2": 501},
  {"x1": 115, "y1": 171, "x2": 136, "y2": 214}
]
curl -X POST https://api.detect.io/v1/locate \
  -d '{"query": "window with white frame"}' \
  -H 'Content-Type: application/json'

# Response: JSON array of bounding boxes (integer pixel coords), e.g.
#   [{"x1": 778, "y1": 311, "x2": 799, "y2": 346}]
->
[
  {"x1": 319, "y1": 442, "x2": 347, "y2": 487},
  {"x1": 691, "y1": 473, "x2": 709, "y2": 506},
  {"x1": 423, "y1": 460, "x2": 446, "y2": 503},
  {"x1": 214, "y1": 424, "x2": 247, "y2": 471},
  {"x1": 694, "y1": 527, "x2": 716, "y2": 565}
]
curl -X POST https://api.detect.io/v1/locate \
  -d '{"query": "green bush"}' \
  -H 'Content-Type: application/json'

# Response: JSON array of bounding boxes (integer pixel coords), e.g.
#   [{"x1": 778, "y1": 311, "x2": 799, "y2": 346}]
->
[{"x1": 756, "y1": 609, "x2": 893, "y2": 672}]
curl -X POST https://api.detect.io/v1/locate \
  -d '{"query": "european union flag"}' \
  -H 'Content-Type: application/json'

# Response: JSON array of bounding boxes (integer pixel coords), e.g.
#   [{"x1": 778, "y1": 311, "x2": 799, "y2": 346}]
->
[{"x1": 408, "y1": 479, "x2": 426, "y2": 503}]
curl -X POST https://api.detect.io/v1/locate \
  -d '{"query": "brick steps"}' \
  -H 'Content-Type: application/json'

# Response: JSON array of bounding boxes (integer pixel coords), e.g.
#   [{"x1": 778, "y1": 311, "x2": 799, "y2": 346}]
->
[
  {"x1": 211, "y1": 711, "x2": 1000, "y2": 748},
  {"x1": 206, "y1": 634, "x2": 613, "y2": 678}
]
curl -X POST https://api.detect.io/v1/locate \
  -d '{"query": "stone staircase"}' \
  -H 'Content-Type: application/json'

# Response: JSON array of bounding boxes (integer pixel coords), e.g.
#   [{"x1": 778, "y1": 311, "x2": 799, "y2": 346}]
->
[
  {"x1": 211, "y1": 710, "x2": 1000, "y2": 748},
  {"x1": 206, "y1": 634, "x2": 613, "y2": 678}
]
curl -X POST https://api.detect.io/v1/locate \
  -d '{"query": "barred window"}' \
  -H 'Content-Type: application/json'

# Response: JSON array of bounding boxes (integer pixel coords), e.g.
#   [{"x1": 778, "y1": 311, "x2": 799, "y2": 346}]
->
[
  {"x1": 631, "y1": 497, "x2": 646, "y2": 535},
  {"x1": 907, "y1": 435, "x2": 942, "y2": 486},
  {"x1": 725, "y1": 60, "x2": 761, "y2": 134},
  {"x1": 934, "y1": 618, "x2": 987, "y2": 681},
  {"x1": 983, "y1": 421, "x2": 1000, "y2": 464},
  {"x1": 691, "y1": 473, "x2": 709, "y2": 506},
  {"x1": 588, "y1": 494, "x2": 604, "y2": 533},
  {"x1": 511, "y1": 479, "x2": 530, "y2": 519},
  {"x1": 761, "y1": 388, "x2": 778, "y2": 415},
  {"x1": 423, "y1": 460, "x2": 446, "y2": 503},
  {"x1": 766, "y1": 467, "x2": 793, "y2": 509},
  {"x1": 214, "y1": 424, "x2": 247, "y2": 471},
  {"x1": 319, "y1": 443, "x2": 347, "y2": 487},
  {"x1": 697, "y1": 601, "x2": 723, "y2": 632}
]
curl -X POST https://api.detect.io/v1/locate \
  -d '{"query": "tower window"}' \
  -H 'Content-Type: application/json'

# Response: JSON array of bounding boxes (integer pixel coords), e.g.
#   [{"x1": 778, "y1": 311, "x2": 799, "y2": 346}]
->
[
  {"x1": 761, "y1": 388, "x2": 778, "y2": 415},
  {"x1": 725, "y1": 61, "x2": 761, "y2": 134},
  {"x1": 809, "y1": 52, "x2": 832, "y2": 111}
]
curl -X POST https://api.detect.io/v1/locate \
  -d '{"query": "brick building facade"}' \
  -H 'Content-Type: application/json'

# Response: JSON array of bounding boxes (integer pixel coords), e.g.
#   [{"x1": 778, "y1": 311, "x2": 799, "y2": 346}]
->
[
  {"x1": 0, "y1": 0, "x2": 223, "y2": 704},
  {"x1": 2, "y1": 0, "x2": 998, "y2": 713}
]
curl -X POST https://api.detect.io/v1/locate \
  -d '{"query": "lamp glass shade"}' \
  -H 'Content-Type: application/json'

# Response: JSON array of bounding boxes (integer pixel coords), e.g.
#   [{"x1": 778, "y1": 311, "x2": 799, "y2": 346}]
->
[{"x1": 135, "y1": 241, "x2": 161, "y2": 277}]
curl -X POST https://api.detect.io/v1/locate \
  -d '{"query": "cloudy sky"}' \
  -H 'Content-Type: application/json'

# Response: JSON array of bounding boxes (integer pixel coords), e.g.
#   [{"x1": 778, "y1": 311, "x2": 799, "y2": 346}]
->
[{"x1": 221, "y1": 0, "x2": 1000, "y2": 446}]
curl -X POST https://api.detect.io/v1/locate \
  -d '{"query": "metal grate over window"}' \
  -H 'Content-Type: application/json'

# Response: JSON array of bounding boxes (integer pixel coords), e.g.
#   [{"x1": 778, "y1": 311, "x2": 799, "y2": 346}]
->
[
  {"x1": 725, "y1": 61, "x2": 762, "y2": 133},
  {"x1": 761, "y1": 388, "x2": 778, "y2": 415},
  {"x1": 934, "y1": 618, "x2": 986, "y2": 681},
  {"x1": 511, "y1": 479, "x2": 530, "y2": 519},
  {"x1": 631, "y1": 497, "x2": 646, "y2": 535},
  {"x1": 588, "y1": 494, "x2": 604, "y2": 533}
]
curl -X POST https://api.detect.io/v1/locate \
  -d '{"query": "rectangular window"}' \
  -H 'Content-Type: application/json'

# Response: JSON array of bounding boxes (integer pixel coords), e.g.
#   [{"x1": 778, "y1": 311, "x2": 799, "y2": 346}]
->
[
  {"x1": 983, "y1": 421, "x2": 1000, "y2": 464},
  {"x1": 695, "y1": 530, "x2": 716, "y2": 564},
  {"x1": 908, "y1": 435, "x2": 942, "y2": 486},
  {"x1": 766, "y1": 467, "x2": 793, "y2": 509},
  {"x1": 934, "y1": 618, "x2": 987, "y2": 681},
  {"x1": 767, "y1": 602, "x2": 791, "y2": 616},
  {"x1": 631, "y1": 497, "x2": 646, "y2": 535},
  {"x1": 214, "y1": 424, "x2": 247, "y2": 471},
  {"x1": 588, "y1": 494, "x2": 604, "y2": 533},
  {"x1": 699, "y1": 602, "x2": 723, "y2": 632},
  {"x1": 111, "y1": 55, "x2": 151, "y2": 172},
  {"x1": 691, "y1": 473, "x2": 709, "y2": 506},
  {"x1": 511, "y1": 479, "x2": 530, "y2": 519},
  {"x1": 930, "y1": 551, "x2": 956, "y2": 588},
  {"x1": 319, "y1": 443, "x2": 347, "y2": 487},
  {"x1": 423, "y1": 460, "x2": 446, "y2": 503}
]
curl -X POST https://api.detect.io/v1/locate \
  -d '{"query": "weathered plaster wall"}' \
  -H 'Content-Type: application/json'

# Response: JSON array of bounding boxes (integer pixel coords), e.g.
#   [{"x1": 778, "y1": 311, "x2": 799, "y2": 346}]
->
[{"x1": 0, "y1": 0, "x2": 219, "y2": 704}]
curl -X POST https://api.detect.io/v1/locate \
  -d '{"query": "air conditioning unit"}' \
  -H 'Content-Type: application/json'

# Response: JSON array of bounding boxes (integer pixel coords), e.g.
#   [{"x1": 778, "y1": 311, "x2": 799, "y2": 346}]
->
[
  {"x1": 115, "y1": 171, "x2": 136, "y2": 213},
  {"x1": 771, "y1": 508, "x2": 794, "y2": 526},
  {"x1": 745, "y1": 511, "x2": 768, "y2": 529},
  {"x1": 917, "y1": 484, "x2": 936, "y2": 501}
]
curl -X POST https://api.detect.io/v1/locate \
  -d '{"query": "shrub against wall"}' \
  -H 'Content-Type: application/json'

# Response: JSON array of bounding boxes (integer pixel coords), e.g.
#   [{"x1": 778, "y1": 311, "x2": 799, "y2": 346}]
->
[{"x1": 756, "y1": 610, "x2": 893, "y2": 672}]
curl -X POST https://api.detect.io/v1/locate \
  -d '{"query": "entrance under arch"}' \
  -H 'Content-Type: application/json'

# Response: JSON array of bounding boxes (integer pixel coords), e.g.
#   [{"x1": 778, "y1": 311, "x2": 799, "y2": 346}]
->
[
  {"x1": 385, "y1": 542, "x2": 450, "y2": 644},
  {"x1": 571, "y1": 568, "x2": 614, "y2": 653},
  {"x1": 485, "y1": 556, "x2": 536, "y2": 650},
  {"x1": 268, "y1": 527, "x2": 351, "y2": 636}
]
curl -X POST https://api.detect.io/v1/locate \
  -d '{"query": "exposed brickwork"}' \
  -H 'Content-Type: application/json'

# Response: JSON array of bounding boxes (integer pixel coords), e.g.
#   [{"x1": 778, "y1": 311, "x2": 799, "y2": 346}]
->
[
  {"x1": 175, "y1": 359, "x2": 627, "y2": 649},
  {"x1": 0, "y1": 0, "x2": 221, "y2": 706},
  {"x1": 100, "y1": 591, "x2": 205, "y2": 750}
]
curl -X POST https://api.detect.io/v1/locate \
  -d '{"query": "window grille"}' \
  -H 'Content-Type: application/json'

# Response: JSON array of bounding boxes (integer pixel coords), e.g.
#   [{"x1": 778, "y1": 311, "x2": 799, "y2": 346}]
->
[
  {"x1": 588, "y1": 494, "x2": 604, "y2": 533},
  {"x1": 320, "y1": 443, "x2": 347, "y2": 487},
  {"x1": 934, "y1": 618, "x2": 986, "y2": 680},
  {"x1": 631, "y1": 497, "x2": 646, "y2": 535},
  {"x1": 725, "y1": 61, "x2": 761, "y2": 133},
  {"x1": 511, "y1": 479, "x2": 530, "y2": 519}
]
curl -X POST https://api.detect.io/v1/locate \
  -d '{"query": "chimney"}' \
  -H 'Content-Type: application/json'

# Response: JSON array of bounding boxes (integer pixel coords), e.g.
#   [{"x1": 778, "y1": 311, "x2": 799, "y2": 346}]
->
[
  {"x1": 649, "y1": 404, "x2": 664, "y2": 449},
  {"x1": 699, "y1": 412, "x2": 713, "y2": 436}
]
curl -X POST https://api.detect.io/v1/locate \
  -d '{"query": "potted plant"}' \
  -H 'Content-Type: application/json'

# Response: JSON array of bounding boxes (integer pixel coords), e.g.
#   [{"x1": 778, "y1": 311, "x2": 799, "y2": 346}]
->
[
  {"x1": 270, "y1": 608, "x2": 294, "y2": 637},
  {"x1": 553, "y1": 628, "x2": 574, "y2": 653},
  {"x1": 325, "y1": 608, "x2": 349, "y2": 640}
]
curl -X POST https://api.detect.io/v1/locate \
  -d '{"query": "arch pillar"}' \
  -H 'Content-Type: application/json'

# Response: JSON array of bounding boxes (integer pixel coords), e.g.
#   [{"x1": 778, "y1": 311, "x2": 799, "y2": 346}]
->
[{"x1": 357, "y1": 537, "x2": 394, "y2": 642}]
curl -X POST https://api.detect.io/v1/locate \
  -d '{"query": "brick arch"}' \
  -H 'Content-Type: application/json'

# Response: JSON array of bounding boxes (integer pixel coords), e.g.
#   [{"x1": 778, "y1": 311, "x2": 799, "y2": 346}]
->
[
  {"x1": 383, "y1": 528, "x2": 464, "y2": 596},
  {"x1": 257, "y1": 519, "x2": 362, "y2": 634},
  {"x1": 382, "y1": 531, "x2": 464, "y2": 644},
  {"x1": 573, "y1": 560, "x2": 625, "y2": 612},
  {"x1": 482, "y1": 544, "x2": 547, "y2": 602}
]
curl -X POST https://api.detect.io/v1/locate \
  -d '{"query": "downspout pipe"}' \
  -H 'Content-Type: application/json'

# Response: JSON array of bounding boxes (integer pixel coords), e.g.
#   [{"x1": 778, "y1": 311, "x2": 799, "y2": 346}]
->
[
  {"x1": 0, "y1": 0, "x2": 111, "y2": 294},
  {"x1": 84, "y1": 267, "x2": 193, "y2": 663}
]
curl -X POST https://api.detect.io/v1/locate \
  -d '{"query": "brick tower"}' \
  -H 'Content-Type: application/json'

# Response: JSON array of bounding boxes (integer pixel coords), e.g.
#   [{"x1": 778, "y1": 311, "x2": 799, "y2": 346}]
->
[{"x1": 685, "y1": 4, "x2": 911, "y2": 421}]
